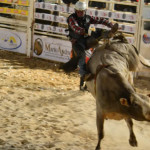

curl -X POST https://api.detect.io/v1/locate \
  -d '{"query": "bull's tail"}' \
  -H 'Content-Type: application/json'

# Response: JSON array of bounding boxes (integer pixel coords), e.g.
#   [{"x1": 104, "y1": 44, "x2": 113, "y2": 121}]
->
[{"x1": 139, "y1": 54, "x2": 150, "y2": 68}]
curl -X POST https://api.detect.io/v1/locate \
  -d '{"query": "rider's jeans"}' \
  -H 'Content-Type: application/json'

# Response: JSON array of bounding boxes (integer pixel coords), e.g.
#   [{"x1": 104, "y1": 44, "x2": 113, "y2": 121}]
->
[
  {"x1": 78, "y1": 56, "x2": 87, "y2": 76},
  {"x1": 72, "y1": 29, "x2": 110, "y2": 77},
  {"x1": 72, "y1": 38, "x2": 88, "y2": 77}
]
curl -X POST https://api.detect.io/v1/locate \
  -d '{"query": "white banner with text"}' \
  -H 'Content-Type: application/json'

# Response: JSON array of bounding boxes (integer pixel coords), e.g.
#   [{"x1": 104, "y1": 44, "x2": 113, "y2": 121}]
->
[
  {"x1": 0, "y1": 28, "x2": 26, "y2": 54},
  {"x1": 33, "y1": 35, "x2": 72, "y2": 63}
]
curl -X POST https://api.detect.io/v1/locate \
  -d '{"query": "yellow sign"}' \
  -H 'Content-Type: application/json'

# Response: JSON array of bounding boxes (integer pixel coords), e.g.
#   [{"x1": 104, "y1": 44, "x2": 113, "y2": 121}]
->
[
  {"x1": 18, "y1": 9, "x2": 28, "y2": 16},
  {"x1": 13, "y1": 8, "x2": 19, "y2": 14},
  {"x1": 18, "y1": 0, "x2": 29, "y2": 6},
  {"x1": 6, "y1": 0, "x2": 12, "y2": 3},
  {"x1": 0, "y1": 7, "x2": 5, "y2": 13},
  {"x1": 5, "y1": 8, "x2": 13, "y2": 13},
  {"x1": 0, "y1": 0, "x2": 29, "y2": 6},
  {"x1": 0, "y1": 7, "x2": 28, "y2": 16},
  {"x1": 0, "y1": 0, "x2": 6, "y2": 2},
  {"x1": 0, "y1": 0, "x2": 12, "y2": 3}
]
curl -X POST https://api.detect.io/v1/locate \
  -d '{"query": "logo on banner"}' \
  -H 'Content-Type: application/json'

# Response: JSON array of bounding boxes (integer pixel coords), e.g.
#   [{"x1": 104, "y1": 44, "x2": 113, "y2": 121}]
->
[
  {"x1": 34, "y1": 38, "x2": 43, "y2": 55},
  {"x1": 121, "y1": 25, "x2": 125, "y2": 30},
  {"x1": 143, "y1": 33, "x2": 150, "y2": 44},
  {"x1": 42, "y1": 3, "x2": 45, "y2": 9},
  {"x1": 122, "y1": 14, "x2": 126, "y2": 19},
  {"x1": 108, "y1": 12, "x2": 112, "y2": 18},
  {"x1": 95, "y1": 10, "x2": 98, "y2": 16},
  {"x1": 54, "y1": 5, "x2": 57, "y2": 11},
  {"x1": 42, "y1": 13, "x2": 45, "y2": 19},
  {"x1": 0, "y1": 31, "x2": 22, "y2": 50}
]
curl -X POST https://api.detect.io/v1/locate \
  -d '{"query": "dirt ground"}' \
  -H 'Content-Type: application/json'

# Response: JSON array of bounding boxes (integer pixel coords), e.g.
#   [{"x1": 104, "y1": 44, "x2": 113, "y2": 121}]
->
[{"x1": 0, "y1": 50, "x2": 150, "y2": 150}]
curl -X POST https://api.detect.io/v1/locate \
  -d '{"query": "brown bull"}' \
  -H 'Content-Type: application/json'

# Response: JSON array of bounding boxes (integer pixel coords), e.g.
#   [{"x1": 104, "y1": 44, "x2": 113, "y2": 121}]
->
[{"x1": 86, "y1": 42, "x2": 150, "y2": 150}]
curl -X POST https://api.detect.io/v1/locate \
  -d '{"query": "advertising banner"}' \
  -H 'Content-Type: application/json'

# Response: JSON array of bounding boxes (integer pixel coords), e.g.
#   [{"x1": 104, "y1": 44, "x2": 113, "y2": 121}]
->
[
  {"x1": 35, "y1": 2, "x2": 43, "y2": 9},
  {"x1": 140, "y1": 32, "x2": 150, "y2": 59},
  {"x1": 18, "y1": 0, "x2": 29, "y2": 6},
  {"x1": 0, "y1": 28, "x2": 26, "y2": 54},
  {"x1": 0, "y1": 0, "x2": 29, "y2": 6},
  {"x1": 0, "y1": 7, "x2": 28, "y2": 16},
  {"x1": 33, "y1": 35, "x2": 72, "y2": 63},
  {"x1": 126, "y1": 37, "x2": 134, "y2": 44},
  {"x1": 35, "y1": 23, "x2": 68, "y2": 35}
]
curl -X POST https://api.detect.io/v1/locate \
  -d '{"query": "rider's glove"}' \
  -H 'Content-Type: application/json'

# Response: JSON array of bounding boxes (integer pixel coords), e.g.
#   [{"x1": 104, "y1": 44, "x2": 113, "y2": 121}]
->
[{"x1": 88, "y1": 26, "x2": 96, "y2": 36}]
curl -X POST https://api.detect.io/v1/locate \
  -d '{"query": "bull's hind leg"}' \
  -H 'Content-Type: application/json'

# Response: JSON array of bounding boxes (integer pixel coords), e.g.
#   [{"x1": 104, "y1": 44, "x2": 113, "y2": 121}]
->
[
  {"x1": 95, "y1": 112, "x2": 104, "y2": 150},
  {"x1": 125, "y1": 118, "x2": 138, "y2": 147}
]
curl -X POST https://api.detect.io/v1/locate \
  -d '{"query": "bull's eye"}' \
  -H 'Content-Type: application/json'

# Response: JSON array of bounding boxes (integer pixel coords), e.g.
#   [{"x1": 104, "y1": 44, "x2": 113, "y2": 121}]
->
[{"x1": 132, "y1": 103, "x2": 139, "y2": 107}]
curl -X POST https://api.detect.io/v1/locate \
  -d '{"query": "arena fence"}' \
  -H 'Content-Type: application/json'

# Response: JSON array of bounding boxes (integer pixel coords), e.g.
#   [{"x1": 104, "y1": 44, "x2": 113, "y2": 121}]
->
[
  {"x1": 0, "y1": 0, "x2": 34, "y2": 56},
  {"x1": 0, "y1": 0, "x2": 150, "y2": 76}
]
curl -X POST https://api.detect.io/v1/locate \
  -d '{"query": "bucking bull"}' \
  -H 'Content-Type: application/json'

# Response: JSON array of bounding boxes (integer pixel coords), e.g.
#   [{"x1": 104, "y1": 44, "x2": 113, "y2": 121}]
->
[{"x1": 60, "y1": 33, "x2": 150, "y2": 150}]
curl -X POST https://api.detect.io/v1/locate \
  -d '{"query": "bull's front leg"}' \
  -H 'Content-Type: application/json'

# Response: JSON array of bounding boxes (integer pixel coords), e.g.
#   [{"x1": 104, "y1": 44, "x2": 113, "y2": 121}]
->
[
  {"x1": 95, "y1": 111, "x2": 104, "y2": 150},
  {"x1": 125, "y1": 118, "x2": 138, "y2": 147}
]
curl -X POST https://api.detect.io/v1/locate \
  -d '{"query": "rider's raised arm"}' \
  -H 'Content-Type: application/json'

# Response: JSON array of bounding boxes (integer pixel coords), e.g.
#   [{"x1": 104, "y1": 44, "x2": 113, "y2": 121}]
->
[{"x1": 89, "y1": 16, "x2": 113, "y2": 28}]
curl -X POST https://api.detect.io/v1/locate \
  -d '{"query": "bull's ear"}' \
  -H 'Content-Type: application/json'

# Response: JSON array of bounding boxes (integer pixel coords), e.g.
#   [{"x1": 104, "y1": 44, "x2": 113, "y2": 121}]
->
[{"x1": 120, "y1": 98, "x2": 130, "y2": 107}]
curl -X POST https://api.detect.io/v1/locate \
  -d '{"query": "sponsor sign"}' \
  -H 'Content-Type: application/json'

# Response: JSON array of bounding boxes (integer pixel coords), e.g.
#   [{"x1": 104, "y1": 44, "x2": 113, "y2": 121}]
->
[
  {"x1": 0, "y1": 0, "x2": 29, "y2": 6},
  {"x1": 35, "y1": 2, "x2": 43, "y2": 9},
  {"x1": 35, "y1": 23, "x2": 42, "y2": 30},
  {"x1": 19, "y1": 9, "x2": 28, "y2": 16},
  {"x1": 0, "y1": 7, "x2": 28, "y2": 16},
  {"x1": 58, "y1": 16, "x2": 67, "y2": 24},
  {"x1": 124, "y1": 14, "x2": 136, "y2": 22},
  {"x1": 69, "y1": 7, "x2": 74, "y2": 13},
  {"x1": 0, "y1": 28, "x2": 26, "y2": 54},
  {"x1": 35, "y1": 23, "x2": 68, "y2": 35},
  {"x1": 87, "y1": 9, "x2": 96, "y2": 16},
  {"x1": 35, "y1": 13, "x2": 43, "y2": 20},
  {"x1": 126, "y1": 37, "x2": 134, "y2": 44},
  {"x1": 120, "y1": 25, "x2": 135, "y2": 33},
  {"x1": 35, "y1": 13, "x2": 67, "y2": 24},
  {"x1": 113, "y1": 12, "x2": 123, "y2": 20},
  {"x1": 143, "y1": 33, "x2": 150, "y2": 44},
  {"x1": 140, "y1": 33, "x2": 150, "y2": 59},
  {"x1": 18, "y1": 0, "x2": 29, "y2": 6},
  {"x1": 33, "y1": 35, "x2": 72, "y2": 63},
  {"x1": 61, "y1": 5, "x2": 69, "y2": 13}
]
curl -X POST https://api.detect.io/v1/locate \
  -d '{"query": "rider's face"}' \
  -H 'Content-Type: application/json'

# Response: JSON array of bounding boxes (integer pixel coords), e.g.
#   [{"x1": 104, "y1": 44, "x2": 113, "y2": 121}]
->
[{"x1": 76, "y1": 10, "x2": 86, "y2": 18}]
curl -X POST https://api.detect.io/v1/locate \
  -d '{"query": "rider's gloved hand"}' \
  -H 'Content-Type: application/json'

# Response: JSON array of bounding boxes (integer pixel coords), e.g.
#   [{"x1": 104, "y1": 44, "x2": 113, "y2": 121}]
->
[
  {"x1": 84, "y1": 26, "x2": 96, "y2": 36},
  {"x1": 88, "y1": 26, "x2": 96, "y2": 36}
]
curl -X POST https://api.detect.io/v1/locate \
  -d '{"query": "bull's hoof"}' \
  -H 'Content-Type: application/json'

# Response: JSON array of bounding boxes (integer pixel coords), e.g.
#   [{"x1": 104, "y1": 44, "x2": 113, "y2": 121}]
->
[
  {"x1": 129, "y1": 138, "x2": 138, "y2": 147},
  {"x1": 95, "y1": 145, "x2": 100, "y2": 150}
]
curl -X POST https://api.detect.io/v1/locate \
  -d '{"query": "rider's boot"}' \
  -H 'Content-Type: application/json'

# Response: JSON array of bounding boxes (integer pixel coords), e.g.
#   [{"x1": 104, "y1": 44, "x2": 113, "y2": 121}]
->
[
  {"x1": 80, "y1": 76, "x2": 84, "y2": 91},
  {"x1": 80, "y1": 76, "x2": 88, "y2": 91}
]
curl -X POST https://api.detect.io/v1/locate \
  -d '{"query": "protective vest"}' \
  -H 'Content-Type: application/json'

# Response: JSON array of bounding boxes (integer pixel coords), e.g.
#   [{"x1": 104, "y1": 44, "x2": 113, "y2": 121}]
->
[{"x1": 67, "y1": 13, "x2": 91, "y2": 39}]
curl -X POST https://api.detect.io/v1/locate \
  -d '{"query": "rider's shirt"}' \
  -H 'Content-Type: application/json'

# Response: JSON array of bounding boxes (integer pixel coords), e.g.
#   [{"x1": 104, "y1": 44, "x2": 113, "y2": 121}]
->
[{"x1": 67, "y1": 13, "x2": 113, "y2": 39}]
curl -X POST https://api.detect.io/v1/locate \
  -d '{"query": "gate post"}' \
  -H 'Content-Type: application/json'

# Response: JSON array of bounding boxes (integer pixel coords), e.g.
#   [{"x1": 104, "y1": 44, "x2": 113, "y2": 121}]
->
[{"x1": 27, "y1": 0, "x2": 34, "y2": 57}]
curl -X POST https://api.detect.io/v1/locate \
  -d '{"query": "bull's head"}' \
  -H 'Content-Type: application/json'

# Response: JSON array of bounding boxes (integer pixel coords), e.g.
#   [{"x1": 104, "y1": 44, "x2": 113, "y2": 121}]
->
[{"x1": 120, "y1": 93, "x2": 150, "y2": 121}]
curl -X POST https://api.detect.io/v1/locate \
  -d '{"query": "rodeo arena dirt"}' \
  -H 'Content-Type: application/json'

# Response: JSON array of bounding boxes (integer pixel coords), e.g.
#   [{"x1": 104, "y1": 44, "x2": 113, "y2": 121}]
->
[{"x1": 0, "y1": 49, "x2": 149, "y2": 150}]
